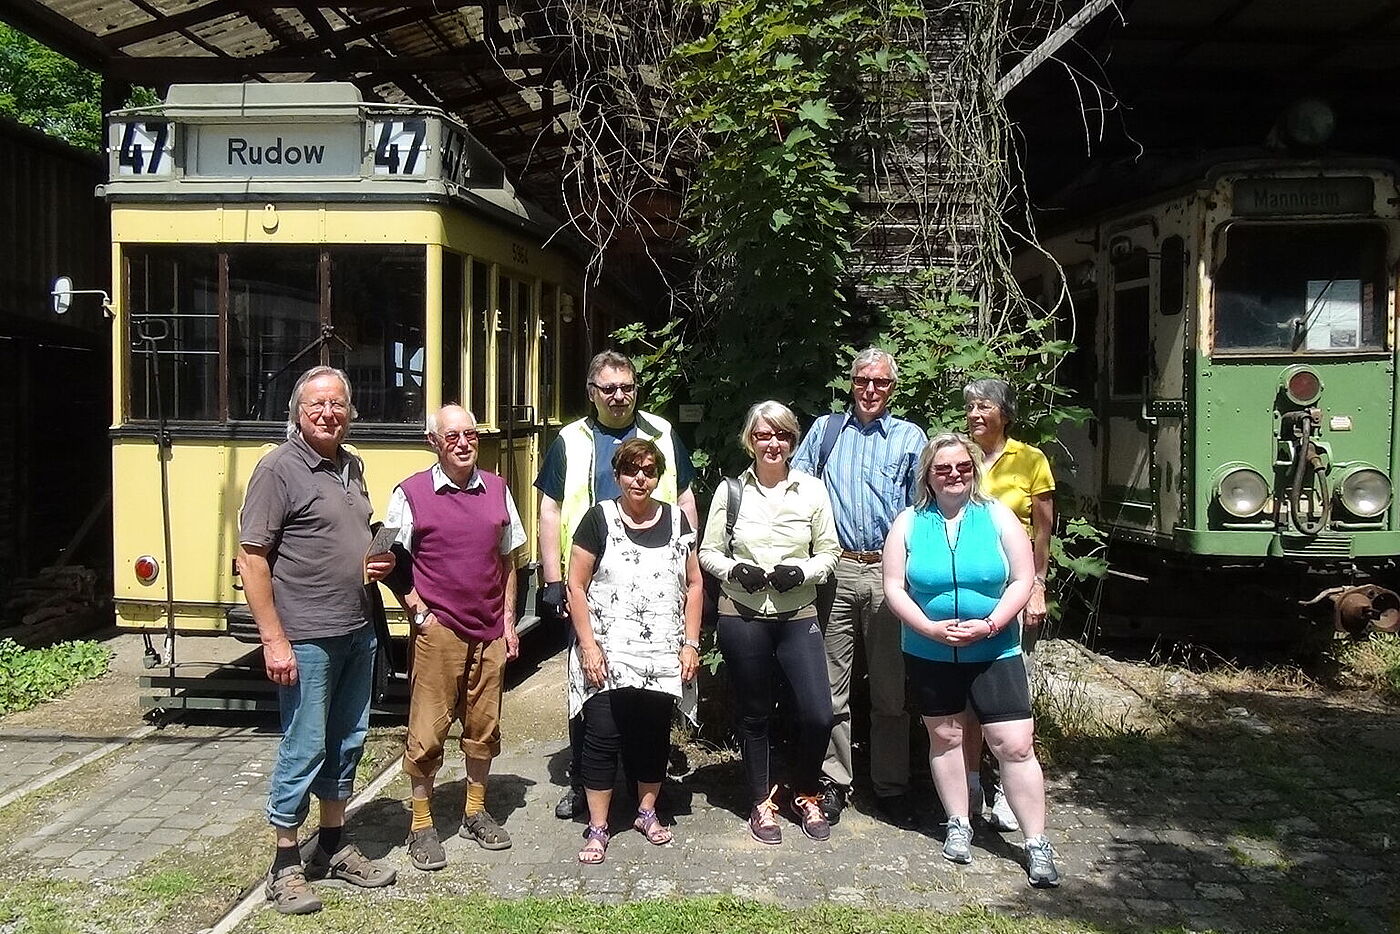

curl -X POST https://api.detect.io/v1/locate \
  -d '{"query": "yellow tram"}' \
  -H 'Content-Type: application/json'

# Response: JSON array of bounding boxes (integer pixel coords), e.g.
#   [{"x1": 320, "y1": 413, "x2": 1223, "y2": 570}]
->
[{"x1": 99, "y1": 83, "x2": 611, "y2": 701}]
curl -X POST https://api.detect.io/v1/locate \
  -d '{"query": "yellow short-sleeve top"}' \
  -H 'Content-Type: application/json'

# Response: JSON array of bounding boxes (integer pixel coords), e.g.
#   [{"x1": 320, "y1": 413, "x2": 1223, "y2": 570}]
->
[{"x1": 981, "y1": 438, "x2": 1055, "y2": 534}]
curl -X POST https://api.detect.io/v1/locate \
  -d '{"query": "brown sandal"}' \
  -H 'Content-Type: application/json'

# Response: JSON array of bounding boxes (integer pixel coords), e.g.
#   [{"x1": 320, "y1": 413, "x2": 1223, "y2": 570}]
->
[
  {"x1": 578, "y1": 824, "x2": 609, "y2": 864},
  {"x1": 634, "y1": 807, "x2": 673, "y2": 845}
]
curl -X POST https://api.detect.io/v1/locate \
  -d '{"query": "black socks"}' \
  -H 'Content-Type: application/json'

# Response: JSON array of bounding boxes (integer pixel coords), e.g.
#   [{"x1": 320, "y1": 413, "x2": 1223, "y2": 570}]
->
[
  {"x1": 318, "y1": 824, "x2": 344, "y2": 856},
  {"x1": 271, "y1": 844, "x2": 301, "y2": 875}
]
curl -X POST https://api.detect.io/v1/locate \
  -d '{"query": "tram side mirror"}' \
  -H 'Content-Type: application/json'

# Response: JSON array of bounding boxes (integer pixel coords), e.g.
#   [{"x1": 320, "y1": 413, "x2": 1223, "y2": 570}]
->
[
  {"x1": 52, "y1": 276, "x2": 73, "y2": 315},
  {"x1": 1108, "y1": 236, "x2": 1133, "y2": 264}
]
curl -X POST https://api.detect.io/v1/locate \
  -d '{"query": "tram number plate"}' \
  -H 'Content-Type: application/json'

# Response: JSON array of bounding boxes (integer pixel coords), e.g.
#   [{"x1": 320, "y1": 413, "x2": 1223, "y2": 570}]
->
[
  {"x1": 116, "y1": 121, "x2": 174, "y2": 175},
  {"x1": 373, "y1": 119, "x2": 428, "y2": 176}
]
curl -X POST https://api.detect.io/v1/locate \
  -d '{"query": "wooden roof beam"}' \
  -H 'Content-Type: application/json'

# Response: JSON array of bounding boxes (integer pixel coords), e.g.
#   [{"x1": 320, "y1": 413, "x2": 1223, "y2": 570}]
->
[
  {"x1": 101, "y1": 0, "x2": 242, "y2": 49},
  {"x1": 0, "y1": 0, "x2": 114, "y2": 70},
  {"x1": 104, "y1": 50, "x2": 555, "y2": 81}
]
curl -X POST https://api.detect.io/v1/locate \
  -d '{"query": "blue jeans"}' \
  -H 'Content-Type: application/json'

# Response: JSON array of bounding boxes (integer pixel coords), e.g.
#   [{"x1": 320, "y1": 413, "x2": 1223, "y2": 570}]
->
[{"x1": 266, "y1": 623, "x2": 376, "y2": 829}]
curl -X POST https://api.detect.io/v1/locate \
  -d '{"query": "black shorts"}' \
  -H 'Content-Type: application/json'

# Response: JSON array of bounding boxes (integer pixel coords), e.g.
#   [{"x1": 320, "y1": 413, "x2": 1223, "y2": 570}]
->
[{"x1": 904, "y1": 653, "x2": 1032, "y2": 723}]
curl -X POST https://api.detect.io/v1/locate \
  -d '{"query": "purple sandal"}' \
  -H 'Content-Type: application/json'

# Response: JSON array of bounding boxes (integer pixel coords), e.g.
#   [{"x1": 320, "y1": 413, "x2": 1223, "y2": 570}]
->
[
  {"x1": 634, "y1": 808, "x2": 673, "y2": 845},
  {"x1": 578, "y1": 824, "x2": 609, "y2": 864}
]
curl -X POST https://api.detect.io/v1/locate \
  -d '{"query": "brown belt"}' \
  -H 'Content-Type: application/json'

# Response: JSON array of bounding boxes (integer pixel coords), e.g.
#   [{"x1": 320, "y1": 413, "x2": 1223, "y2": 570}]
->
[{"x1": 840, "y1": 549, "x2": 882, "y2": 564}]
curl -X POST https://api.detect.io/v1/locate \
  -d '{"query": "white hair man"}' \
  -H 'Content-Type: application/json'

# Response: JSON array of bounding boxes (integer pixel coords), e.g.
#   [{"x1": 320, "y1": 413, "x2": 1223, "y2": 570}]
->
[
  {"x1": 383, "y1": 404, "x2": 525, "y2": 869},
  {"x1": 237, "y1": 366, "x2": 398, "y2": 915},
  {"x1": 790, "y1": 348, "x2": 928, "y2": 828}
]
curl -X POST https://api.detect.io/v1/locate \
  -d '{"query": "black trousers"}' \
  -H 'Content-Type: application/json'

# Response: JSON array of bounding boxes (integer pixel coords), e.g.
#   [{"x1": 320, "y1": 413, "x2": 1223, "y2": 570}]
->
[
  {"x1": 717, "y1": 614, "x2": 834, "y2": 805},
  {"x1": 580, "y1": 688, "x2": 673, "y2": 792}
]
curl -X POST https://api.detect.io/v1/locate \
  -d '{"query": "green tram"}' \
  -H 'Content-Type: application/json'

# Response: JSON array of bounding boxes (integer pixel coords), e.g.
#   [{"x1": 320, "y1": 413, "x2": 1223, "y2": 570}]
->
[{"x1": 1017, "y1": 157, "x2": 1400, "y2": 641}]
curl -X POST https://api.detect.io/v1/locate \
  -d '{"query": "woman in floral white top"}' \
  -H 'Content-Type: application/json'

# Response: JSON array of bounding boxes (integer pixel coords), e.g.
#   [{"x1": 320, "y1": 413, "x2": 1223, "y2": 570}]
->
[{"x1": 566, "y1": 438, "x2": 702, "y2": 864}]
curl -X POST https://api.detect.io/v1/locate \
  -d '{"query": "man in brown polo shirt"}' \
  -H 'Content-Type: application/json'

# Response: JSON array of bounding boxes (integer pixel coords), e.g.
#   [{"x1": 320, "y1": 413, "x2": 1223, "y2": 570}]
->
[{"x1": 237, "y1": 365, "x2": 398, "y2": 916}]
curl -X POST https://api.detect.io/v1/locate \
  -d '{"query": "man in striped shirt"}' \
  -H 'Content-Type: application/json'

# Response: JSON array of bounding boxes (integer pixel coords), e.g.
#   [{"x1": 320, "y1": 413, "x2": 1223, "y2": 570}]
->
[{"x1": 791, "y1": 348, "x2": 927, "y2": 827}]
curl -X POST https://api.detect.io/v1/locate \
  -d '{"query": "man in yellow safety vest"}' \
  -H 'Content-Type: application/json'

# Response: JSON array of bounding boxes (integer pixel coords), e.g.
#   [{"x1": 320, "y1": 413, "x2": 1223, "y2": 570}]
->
[{"x1": 534, "y1": 350, "x2": 698, "y2": 818}]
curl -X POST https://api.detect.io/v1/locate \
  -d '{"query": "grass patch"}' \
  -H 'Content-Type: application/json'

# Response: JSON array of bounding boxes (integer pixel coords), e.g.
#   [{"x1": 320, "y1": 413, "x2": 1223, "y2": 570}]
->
[
  {"x1": 1335, "y1": 633, "x2": 1400, "y2": 702},
  {"x1": 243, "y1": 896, "x2": 1178, "y2": 934},
  {"x1": 0, "y1": 638, "x2": 110, "y2": 716}
]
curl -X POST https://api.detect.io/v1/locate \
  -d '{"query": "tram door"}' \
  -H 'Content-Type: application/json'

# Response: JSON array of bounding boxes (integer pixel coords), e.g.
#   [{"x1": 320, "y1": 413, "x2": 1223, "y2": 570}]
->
[{"x1": 1101, "y1": 228, "x2": 1156, "y2": 532}]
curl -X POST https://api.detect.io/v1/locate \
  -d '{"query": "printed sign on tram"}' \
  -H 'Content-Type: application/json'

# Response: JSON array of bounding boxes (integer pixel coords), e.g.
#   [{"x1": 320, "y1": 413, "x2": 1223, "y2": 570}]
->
[
  {"x1": 372, "y1": 119, "x2": 429, "y2": 176},
  {"x1": 115, "y1": 121, "x2": 174, "y2": 175},
  {"x1": 192, "y1": 124, "x2": 363, "y2": 177}
]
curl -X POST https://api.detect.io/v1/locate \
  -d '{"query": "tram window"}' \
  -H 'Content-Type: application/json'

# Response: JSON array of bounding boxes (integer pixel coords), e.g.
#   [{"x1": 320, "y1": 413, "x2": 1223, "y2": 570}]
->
[
  {"x1": 441, "y1": 251, "x2": 464, "y2": 407},
  {"x1": 1112, "y1": 285, "x2": 1150, "y2": 396},
  {"x1": 1159, "y1": 236, "x2": 1186, "y2": 316},
  {"x1": 470, "y1": 261, "x2": 490, "y2": 425},
  {"x1": 328, "y1": 246, "x2": 426, "y2": 424},
  {"x1": 1215, "y1": 224, "x2": 1386, "y2": 353},
  {"x1": 540, "y1": 284, "x2": 558, "y2": 421},
  {"x1": 127, "y1": 247, "x2": 219, "y2": 421},
  {"x1": 558, "y1": 293, "x2": 587, "y2": 417},
  {"x1": 496, "y1": 274, "x2": 515, "y2": 424},
  {"x1": 226, "y1": 248, "x2": 321, "y2": 421},
  {"x1": 1060, "y1": 288, "x2": 1099, "y2": 402},
  {"x1": 513, "y1": 279, "x2": 533, "y2": 419}
]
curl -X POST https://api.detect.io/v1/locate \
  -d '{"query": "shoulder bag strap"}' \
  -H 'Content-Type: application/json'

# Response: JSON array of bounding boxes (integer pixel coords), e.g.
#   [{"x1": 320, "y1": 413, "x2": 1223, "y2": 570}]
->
[{"x1": 815, "y1": 412, "x2": 847, "y2": 479}]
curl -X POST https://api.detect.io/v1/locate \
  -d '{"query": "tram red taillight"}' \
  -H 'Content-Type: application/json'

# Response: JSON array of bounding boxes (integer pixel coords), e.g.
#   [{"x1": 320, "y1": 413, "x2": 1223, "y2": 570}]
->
[
  {"x1": 1284, "y1": 367, "x2": 1323, "y2": 406},
  {"x1": 134, "y1": 555, "x2": 160, "y2": 584}
]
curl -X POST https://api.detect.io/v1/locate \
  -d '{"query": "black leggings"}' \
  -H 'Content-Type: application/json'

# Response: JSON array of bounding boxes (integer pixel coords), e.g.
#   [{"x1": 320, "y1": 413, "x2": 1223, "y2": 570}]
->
[
  {"x1": 717, "y1": 614, "x2": 834, "y2": 805},
  {"x1": 580, "y1": 688, "x2": 673, "y2": 792}
]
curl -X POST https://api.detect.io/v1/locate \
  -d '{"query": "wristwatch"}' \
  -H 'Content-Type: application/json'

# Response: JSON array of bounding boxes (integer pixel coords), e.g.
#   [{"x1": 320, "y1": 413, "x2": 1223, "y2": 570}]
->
[
  {"x1": 413, "y1": 609, "x2": 430, "y2": 628},
  {"x1": 682, "y1": 638, "x2": 701, "y2": 651}
]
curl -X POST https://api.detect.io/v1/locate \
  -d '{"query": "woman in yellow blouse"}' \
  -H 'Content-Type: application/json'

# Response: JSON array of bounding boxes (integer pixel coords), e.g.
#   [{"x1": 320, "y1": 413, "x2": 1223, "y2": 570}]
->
[{"x1": 962, "y1": 378, "x2": 1055, "y2": 834}]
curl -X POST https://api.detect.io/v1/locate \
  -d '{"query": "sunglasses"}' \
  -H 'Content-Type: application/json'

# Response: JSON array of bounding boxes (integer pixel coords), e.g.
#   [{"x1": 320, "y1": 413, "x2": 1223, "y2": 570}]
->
[
  {"x1": 933, "y1": 461, "x2": 975, "y2": 478},
  {"x1": 618, "y1": 462, "x2": 659, "y2": 479},
  {"x1": 751, "y1": 430, "x2": 796, "y2": 444},
  {"x1": 590, "y1": 382, "x2": 637, "y2": 396},
  {"x1": 853, "y1": 376, "x2": 894, "y2": 391},
  {"x1": 440, "y1": 429, "x2": 479, "y2": 446}
]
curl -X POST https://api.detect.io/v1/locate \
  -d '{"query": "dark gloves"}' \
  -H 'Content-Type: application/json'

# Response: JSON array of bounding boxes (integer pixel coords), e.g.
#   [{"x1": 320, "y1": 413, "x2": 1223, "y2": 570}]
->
[
  {"x1": 768, "y1": 564, "x2": 805, "y2": 593},
  {"x1": 729, "y1": 562, "x2": 768, "y2": 593},
  {"x1": 540, "y1": 581, "x2": 567, "y2": 617}
]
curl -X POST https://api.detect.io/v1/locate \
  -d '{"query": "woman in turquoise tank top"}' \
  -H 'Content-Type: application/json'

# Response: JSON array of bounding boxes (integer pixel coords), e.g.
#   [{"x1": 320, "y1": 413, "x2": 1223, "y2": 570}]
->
[{"x1": 882, "y1": 433, "x2": 1061, "y2": 888}]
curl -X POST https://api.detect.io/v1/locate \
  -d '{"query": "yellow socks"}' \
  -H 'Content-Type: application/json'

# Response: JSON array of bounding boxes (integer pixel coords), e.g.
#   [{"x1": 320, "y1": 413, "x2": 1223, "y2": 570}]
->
[
  {"x1": 465, "y1": 780, "x2": 487, "y2": 818},
  {"x1": 410, "y1": 796, "x2": 432, "y2": 832}
]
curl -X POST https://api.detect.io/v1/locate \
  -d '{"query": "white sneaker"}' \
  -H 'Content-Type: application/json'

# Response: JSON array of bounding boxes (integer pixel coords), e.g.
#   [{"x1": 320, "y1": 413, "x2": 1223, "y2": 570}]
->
[{"x1": 987, "y1": 786, "x2": 1020, "y2": 832}]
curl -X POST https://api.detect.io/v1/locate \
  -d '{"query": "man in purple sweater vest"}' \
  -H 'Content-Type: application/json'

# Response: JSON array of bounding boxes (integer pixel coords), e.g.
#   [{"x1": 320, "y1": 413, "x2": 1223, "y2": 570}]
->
[{"x1": 385, "y1": 405, "x2": 525, "y2": 870}]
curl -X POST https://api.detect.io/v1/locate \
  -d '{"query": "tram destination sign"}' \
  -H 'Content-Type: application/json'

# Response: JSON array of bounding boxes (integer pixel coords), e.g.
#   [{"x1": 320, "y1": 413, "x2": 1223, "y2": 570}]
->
[
  {"x1": 1233, "y1": 177, "x2": 1374, "y2": 217},
  {"x1": 193, "y1": 124, "x2": 363, "y2": 177}
]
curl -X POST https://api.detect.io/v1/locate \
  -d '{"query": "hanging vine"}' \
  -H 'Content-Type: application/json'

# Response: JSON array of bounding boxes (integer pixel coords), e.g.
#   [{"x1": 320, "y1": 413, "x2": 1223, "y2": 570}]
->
[{"x1": 512, "y1": 0, "x2": 1099, "y2": 470}]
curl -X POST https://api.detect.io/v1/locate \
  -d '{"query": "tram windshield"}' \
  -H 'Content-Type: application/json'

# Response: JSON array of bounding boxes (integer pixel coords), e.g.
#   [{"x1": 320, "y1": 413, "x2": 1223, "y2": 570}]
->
[
  {"x1": 127, "y1": 245, "x2": 426, "y2": 424},
  {"x1": 1213, "y1": 224, "x2": 1387, "y2": 354}
]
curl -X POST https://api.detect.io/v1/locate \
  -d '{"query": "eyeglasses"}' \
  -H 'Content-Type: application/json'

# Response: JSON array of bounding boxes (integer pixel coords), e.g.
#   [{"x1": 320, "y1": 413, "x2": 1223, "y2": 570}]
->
[
  {"x1": 751, "y1": 430, "x2": 796, "y2": 444},
  {"x1": 301, "y1": 400, "x2": 348, "y2": 415},
  {"x1": 617, "y1": 462, "x2": 659, "y2": 479},
  {"x1": 965, "y1": 401, "x2": 999, "y2": 414},
  {"x1": 933, "y1": 461, "x2": 975, "y2": 478},
  {"x1": 440, "y1": 429, "x2": 479, "y2": 446},
  {"x1": 852, "y1": 376, "x2": 894, "y2": 391},
  {"x1": 590, "y1": 382, "x2": 636, "y2": 396}
]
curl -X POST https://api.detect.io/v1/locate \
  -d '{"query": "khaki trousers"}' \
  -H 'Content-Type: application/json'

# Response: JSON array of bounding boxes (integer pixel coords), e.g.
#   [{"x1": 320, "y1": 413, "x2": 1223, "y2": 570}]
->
[
  {"x1": 403, "y1": 622, "x2": 505, "y2": 781},
  {"x1": 820, "y1": 556, "x2": 909, "y2": 797}
]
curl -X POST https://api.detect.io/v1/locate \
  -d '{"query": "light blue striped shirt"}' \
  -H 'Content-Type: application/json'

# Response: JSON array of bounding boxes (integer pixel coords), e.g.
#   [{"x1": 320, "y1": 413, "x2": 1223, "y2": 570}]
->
[{"x1": 790, "y1": 411, "x2": 927, "y2": 551}]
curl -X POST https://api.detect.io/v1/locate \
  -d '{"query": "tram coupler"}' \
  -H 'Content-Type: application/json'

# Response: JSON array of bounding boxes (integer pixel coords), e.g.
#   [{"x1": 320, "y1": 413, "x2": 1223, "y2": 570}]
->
[{"x1": 1303, "y1": 584, "x2": 1400, "y2": 638}]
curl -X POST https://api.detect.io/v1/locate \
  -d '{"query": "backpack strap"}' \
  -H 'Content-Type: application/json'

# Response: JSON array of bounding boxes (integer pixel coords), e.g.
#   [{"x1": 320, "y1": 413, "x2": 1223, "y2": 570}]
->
[
  {"x1": 815, "y1": 412, "x2": 848, "y2": 479},
  {"x1": 723, "y1": 476, "x2": 742, "y2": 555}
]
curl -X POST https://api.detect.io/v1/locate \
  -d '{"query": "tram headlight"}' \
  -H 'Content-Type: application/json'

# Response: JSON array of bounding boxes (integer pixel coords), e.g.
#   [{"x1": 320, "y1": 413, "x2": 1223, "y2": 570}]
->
[
  {"x1": 1215, "y1": 465, "x2": 1270, "y2": 518},
  {"x1": 1281, "y1": 365, "x2": 1323, "y2": 406},
  {"x1": 1337, "y1": 466, "x2": 1392, "y2": 518}
]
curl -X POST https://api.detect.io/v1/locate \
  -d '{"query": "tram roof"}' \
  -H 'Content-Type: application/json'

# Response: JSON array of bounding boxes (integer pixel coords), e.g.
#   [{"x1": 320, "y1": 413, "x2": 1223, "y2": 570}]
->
[{"x1": 1009, "y1": 0, "x2": 1400, "y2": 209}]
